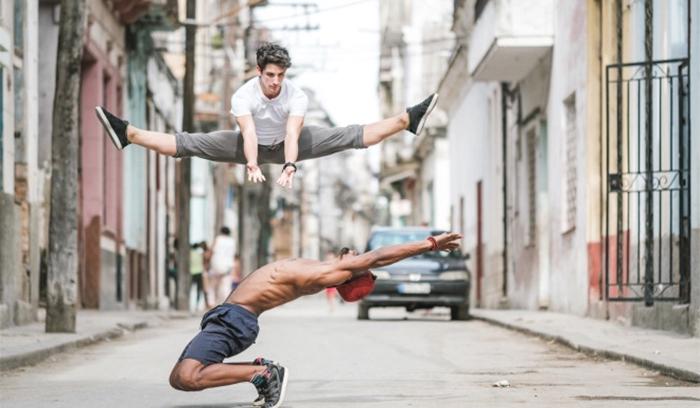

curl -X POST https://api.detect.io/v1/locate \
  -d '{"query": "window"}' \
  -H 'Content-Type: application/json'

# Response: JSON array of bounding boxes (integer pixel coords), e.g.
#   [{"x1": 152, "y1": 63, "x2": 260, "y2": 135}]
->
[
  {"x1": 13, "y1": 66, "x2": 23, "y2": 145},
  {"x1": 13, "y1": 0, "x2": 23, "y2": 54},
  {"x1": 563, "y1": 94, "x2": 577, "y2": 232}
]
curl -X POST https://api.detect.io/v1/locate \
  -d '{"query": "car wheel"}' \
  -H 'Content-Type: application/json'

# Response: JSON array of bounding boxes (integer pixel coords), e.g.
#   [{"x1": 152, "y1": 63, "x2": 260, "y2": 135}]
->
[
  {"x1": 357, "y1": 304, "x2": 370, "y2": 320},
  {"x1": 450, "y1": 305, "x2": 470, "y2": 321}
]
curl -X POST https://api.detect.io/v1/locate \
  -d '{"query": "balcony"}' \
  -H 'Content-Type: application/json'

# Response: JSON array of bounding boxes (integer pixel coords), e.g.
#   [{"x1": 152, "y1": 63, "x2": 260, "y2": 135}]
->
[{"x1": 468, "y1": 0, "x2": 553, "y2": 82}]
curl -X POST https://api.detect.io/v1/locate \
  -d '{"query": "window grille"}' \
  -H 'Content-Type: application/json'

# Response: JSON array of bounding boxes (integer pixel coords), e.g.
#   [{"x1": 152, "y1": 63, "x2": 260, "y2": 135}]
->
[{"x1": 564, "y1": 94, "x2": 577, "y2": 232}]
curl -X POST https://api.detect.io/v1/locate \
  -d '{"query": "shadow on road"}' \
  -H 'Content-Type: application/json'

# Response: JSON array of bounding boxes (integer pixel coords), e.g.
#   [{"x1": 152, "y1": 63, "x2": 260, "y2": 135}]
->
[
  {"x1": 365, "y1": 317, "x2": 463, "y2": 323},
  {"x1": 173, "y1": 404, "x2": 251, "y2": 408}
]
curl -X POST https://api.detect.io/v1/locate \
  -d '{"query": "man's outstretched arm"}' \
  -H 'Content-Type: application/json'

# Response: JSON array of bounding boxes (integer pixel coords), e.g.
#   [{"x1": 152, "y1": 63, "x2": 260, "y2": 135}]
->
[
  {"x1": 323, "y1": 233, "x2": 462, "y2": 286},
  {"x1": 315, "y1": 233, "x2": 461, "y2": 288}
]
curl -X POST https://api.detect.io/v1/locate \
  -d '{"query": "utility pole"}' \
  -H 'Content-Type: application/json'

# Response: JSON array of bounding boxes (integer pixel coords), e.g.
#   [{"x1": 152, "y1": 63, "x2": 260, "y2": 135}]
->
[
  {"x1": 176, "y1": 0, "x2": 196, "y2": 310},
  {"x1": 214, "y1": 0, "x2": 236, "y2": 233},
  {"x1": 46, "y1": 0, "x2": 87, "y2": 333}
]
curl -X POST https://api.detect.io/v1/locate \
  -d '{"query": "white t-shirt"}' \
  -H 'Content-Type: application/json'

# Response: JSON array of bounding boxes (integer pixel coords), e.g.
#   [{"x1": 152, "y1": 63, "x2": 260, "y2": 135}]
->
[
  {"x1": 210, "y1": 234, "x2": 236, "y2": 275},
  {"x1": 230, "y1": 77, "x2": 309, "y2": 146}
]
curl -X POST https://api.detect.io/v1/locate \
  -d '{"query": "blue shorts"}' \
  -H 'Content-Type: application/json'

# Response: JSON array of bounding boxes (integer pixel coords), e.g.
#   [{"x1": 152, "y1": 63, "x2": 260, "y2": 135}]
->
[{"x1": 178, "y1": 303, "x2": 259, "y2": 366}]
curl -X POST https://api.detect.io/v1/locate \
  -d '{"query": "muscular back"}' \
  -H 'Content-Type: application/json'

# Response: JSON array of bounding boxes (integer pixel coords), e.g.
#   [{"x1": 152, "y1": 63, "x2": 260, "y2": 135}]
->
[{"x1": 225, "y1": 258, "x2": 334, "y2": 314}]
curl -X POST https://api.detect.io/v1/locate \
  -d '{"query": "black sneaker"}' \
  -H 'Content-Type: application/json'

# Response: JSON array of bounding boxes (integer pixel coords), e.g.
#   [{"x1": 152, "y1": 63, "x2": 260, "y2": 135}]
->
[
  {"x1": 406, "y1": 93, "x2": 439, "y2": 135},
  {"x1": 95, "y1": 106, "x2": 130, "y2": 150}
]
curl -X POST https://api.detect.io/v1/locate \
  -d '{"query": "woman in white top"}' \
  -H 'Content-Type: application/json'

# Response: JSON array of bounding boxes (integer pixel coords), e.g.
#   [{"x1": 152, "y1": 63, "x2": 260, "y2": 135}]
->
[{"x1": 207, "y1": 227, "x2": 236, "y2": 305}]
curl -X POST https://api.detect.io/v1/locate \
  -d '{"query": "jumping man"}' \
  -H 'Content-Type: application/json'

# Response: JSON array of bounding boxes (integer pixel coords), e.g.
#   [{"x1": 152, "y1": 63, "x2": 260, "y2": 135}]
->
[
  {"x1": 168, "y1": 232, "x2": 462, "y2": 407},
  {"x1": 95, "y1": 42, "x2": 439, "y2": 188}
]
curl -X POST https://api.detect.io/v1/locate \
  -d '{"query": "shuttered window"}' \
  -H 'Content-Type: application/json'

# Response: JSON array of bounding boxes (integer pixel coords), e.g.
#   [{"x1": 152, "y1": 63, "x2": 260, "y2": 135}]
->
[{"x1": 563, "y1": 94, "x2": 577, "y2": 232}]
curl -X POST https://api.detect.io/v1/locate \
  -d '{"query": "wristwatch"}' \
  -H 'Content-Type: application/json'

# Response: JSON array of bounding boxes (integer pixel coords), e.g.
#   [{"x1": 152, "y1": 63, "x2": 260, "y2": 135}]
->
[{"x1": 282, "y1": 162, "x2": 297, "y2": 173}]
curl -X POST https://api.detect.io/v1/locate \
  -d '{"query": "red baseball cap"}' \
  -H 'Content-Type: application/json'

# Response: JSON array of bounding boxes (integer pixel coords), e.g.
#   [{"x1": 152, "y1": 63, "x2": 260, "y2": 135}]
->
[{"x1": 336, "y1": 272, "x2": 376, "y2": 302}]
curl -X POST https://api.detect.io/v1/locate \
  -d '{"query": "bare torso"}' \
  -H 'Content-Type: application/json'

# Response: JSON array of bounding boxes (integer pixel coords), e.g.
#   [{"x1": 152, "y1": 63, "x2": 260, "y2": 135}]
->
[{"x1": 225, "y1": 258, "x2": 332, "y2": 315}]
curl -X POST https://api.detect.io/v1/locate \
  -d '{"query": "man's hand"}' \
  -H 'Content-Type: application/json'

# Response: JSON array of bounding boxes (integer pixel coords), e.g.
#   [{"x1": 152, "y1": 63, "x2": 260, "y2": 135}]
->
[
  {"x1": 246, "y1": 163, "x2": 266, "y2": 183},
  {"x1": 276, "y1": 166, "x2": 296, "y2": 189},
  {"x1": 431, "y1": 232, "x2": 462, "y2": 252}
]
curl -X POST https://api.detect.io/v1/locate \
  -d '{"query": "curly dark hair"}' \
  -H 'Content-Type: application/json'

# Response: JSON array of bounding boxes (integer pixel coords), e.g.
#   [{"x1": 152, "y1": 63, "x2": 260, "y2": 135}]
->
[{"x1": 256, "y1": 42, "x2": 292, "y2": 70}]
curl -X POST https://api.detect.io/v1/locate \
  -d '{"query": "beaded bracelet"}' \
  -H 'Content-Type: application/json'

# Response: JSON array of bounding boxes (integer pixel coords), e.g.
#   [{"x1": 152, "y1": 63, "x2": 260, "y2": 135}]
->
[{"x1": 427, "y1": 236, "x2": 438, "y2": 251}]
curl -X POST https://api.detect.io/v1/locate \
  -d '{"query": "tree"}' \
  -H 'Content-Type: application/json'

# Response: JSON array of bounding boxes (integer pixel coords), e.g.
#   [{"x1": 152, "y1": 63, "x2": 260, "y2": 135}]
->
[{"x1": 46, "y1": 0, "x2": 87, "y2": 333}]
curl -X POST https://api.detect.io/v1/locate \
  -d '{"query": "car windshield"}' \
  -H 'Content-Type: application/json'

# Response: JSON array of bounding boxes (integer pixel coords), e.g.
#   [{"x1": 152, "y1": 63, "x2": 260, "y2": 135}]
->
[{"x1": 367, "y1": 230, "x2": 462, "y2": 259}]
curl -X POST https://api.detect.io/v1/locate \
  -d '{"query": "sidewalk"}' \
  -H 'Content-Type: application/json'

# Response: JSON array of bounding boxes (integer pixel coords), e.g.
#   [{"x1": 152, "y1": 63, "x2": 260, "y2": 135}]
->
[
  {"x1": 471, "y1": 308, "x2": 700, "y2": 383},
  {"x1": 0, "y1": 309, "x2": 190, "y2": 372}
]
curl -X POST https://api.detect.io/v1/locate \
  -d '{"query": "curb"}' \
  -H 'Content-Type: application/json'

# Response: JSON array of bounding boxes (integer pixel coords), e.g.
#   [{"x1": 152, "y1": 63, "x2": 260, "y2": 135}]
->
[
  {"x1": 0, "y1": 321, "x2": 149, "y2": 372},
  {"x1": 471, "y1": 313, "x2": 700, "y2": 384}
]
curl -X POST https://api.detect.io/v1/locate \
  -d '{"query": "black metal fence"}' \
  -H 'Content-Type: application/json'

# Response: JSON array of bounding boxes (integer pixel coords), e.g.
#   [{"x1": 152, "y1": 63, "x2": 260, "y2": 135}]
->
[{"x1": 604, "y1": 58, "x2": 691, "y2": 304}]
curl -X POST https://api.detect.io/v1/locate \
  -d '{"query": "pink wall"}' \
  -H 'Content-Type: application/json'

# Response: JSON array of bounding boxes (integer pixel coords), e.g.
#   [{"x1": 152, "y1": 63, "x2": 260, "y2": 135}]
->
[
  {"x1": 80, "y1": 40, "x2": 123, "y2": 238},
  {"x1": 79, "y1": 39, "x2": 124, "y2": 307},
  {"x1": 80, "y1": 54, "x2": 104, "y2": 229}
]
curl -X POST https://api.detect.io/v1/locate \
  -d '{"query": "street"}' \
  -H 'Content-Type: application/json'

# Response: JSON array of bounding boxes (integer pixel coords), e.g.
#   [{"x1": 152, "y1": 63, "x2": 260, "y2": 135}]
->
[{"x1": 1, "y1": 297, "x2": 699, "y2": 408}]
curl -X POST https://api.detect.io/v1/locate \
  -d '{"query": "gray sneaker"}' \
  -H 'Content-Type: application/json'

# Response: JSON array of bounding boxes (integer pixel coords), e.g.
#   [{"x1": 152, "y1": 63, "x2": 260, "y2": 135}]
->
[
  {"x1": 251, "y1": 358, "x2": 276, "y2": 407},
  {"x1": 250, "y1": 363, "x2": 288, "y2": 408}
]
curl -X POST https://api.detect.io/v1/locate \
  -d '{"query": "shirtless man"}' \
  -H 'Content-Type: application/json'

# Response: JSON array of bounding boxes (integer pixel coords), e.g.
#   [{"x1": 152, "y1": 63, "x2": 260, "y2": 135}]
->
[
  {"x1": 94, "y1": 42, "x2": 438, "y2": 189},
  {"x1": 168, "y1": 232, "x2": 462, "y2": 408}
]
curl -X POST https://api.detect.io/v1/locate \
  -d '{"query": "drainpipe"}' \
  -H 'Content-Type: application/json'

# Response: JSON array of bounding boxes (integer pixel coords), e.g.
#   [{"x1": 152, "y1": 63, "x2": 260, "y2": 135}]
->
[{"x1": 500, "y1": 82, "x2": 510, "y2": 299}]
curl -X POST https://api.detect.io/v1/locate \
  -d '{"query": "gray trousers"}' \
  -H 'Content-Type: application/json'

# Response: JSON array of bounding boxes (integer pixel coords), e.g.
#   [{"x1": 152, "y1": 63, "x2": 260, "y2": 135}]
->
[{"x1": 174, "y1": 124, "x2": 366, "y2": 164}]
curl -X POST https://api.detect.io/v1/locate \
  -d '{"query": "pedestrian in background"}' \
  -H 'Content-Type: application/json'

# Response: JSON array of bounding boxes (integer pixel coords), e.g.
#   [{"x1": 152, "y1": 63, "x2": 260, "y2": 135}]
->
[
  {"x1": 208, "y1": 227, "x2": 236, "y2": 305},
  {"x1": 166, "y1": 238, "x2": 179, "y2": 302},
  {"x1": 189, "y1": 242, "x2": 207, "y2": 311},
  {"x1": 200, "y1": 241, "x2": 212, "y2": 308}
]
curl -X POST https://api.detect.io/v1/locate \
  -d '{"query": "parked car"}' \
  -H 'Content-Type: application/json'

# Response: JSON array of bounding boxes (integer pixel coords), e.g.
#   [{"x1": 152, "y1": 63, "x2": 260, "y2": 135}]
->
[{"x1": 357, "y1": 227, "x2": 471, "y2": 321}]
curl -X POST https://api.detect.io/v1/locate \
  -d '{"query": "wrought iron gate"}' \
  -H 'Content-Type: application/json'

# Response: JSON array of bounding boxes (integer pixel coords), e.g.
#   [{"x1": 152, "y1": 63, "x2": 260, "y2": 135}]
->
[{"x1": 604, "y1": 58, "x2": 691, "y2": 305}]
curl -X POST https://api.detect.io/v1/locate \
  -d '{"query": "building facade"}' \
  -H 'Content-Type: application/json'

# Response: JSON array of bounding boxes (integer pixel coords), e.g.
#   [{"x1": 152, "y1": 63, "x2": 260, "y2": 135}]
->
[
  {"x1": 442, "y1": 0, "x2": 698, "y2": 335},
  {"x1": 37, "y1": 0, "x2": 180, "y2": 312},
  {"x1": 378, "y1": 0, "x2": 453, "y2": 229},
  {"x1": 0, "y1": 0, "x2": 41, "y2": 328}
]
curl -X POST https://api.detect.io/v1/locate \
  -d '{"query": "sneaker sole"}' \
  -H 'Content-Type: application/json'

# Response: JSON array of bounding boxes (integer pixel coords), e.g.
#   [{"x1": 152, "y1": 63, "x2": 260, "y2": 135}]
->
[
  {"x1": 95, "y1": 106, "x2": 125, "y2": 150},
  {"x1": 269, "y1": 366, "x2": 289, "y2": 408},
  {"x1": 415, "y1": 93, "x2": 439, "y2": 136}
]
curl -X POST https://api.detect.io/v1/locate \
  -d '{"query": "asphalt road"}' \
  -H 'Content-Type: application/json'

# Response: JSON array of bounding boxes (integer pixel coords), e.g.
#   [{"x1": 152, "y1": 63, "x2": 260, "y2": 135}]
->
[{"x1": 2, "y1": 296, "x2": 699, "y2": 407}]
